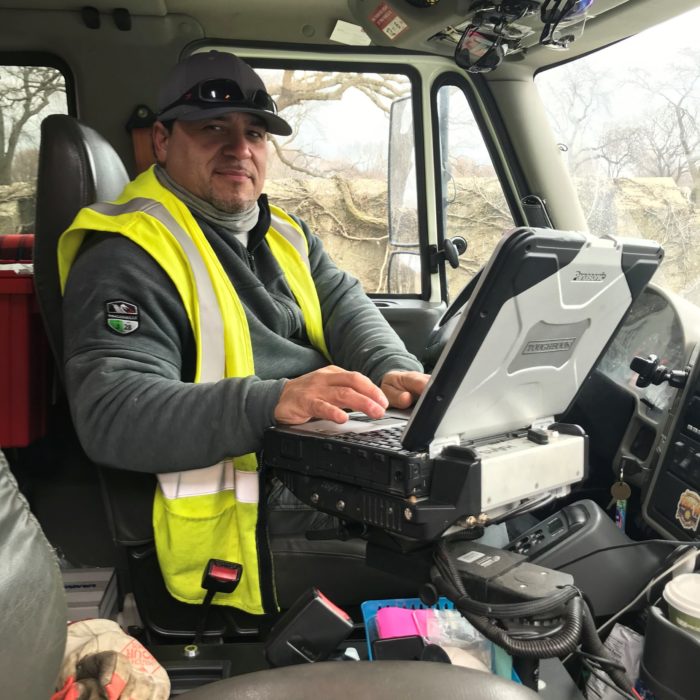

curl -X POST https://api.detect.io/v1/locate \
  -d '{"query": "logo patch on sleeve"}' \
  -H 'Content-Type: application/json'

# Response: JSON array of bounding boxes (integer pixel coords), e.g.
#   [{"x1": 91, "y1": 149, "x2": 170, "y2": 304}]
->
[{"x1": 105, "y1": 300, "x2": 140, "y2": 335}]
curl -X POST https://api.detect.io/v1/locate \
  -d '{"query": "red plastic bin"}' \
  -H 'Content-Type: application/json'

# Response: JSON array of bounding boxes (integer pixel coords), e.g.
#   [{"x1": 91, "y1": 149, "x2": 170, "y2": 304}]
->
[{"x1": 0, "y1": 269, "x2": 50, "y2": 448}]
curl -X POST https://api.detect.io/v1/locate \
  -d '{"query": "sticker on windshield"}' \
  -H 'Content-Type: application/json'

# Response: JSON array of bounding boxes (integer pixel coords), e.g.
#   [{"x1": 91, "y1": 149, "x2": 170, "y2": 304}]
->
[
  {"x1": 105, "y1": 300, "x2": 140, "y2": 335},
  {"x1": 675, "y1": 489, "x2": 700, "y2": 532}
]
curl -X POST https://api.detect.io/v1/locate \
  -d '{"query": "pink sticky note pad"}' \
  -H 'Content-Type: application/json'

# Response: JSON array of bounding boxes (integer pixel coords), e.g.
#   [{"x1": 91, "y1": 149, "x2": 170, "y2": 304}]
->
[{"x1": 375, "y1": 607, "x2": 433, "y2": 639}]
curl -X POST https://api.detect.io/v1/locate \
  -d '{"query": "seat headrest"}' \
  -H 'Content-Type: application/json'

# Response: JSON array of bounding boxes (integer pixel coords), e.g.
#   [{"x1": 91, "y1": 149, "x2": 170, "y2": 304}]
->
[{"x1": 34, "y1": 114, "x2": 130, "y2": 374}]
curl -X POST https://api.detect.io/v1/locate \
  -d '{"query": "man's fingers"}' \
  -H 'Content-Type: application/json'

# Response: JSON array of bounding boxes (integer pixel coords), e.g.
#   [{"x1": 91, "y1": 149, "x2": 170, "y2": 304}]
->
[
  {"x1": 306, "y1": 398, "x2": 350, "y2": 424},
  {"x1": 273, "y1": 366, "x2": 389, "y2": 425},
  {"x1": 380, "y1": 370, "x2": 430, "y2": 409},
  {"x1": 332, "y1": 385, "x2": 387, "y2": 416},
  {"x1": 399, "y1": 371, "x2": 430, "y2": 395},
  {"x1": 323, "y1": 368, "x2": 388, "y2": 409},
  {"x1": 385, "y1": 389, "x2": 414, "y2": 409}
]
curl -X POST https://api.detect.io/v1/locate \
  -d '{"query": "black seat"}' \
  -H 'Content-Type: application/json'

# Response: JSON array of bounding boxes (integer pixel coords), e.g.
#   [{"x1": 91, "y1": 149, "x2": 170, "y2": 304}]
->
[
  {"x1": 180, "y1": 660, "x2": 539, "y2": 700},
  {"x1": 34, "y1": 114, "x2": 130, "y2": 382},
  {"x1": 0, "y1": 448, "x2": 67, "y2": 699},
  {"x1": 24, "y1": 114, "x2": 539, "y2": 700},
  {"x1": 33, "y1": 114, "x2": 412, "y2": 642},
  {"x1": 0, "y1": 445, "x2": 537, "y2": 699}
]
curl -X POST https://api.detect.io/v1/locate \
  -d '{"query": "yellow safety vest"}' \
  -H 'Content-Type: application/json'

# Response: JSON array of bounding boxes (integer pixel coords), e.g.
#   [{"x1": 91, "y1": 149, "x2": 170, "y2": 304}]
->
[{"x1": 58, "y1": 166, "x2": 330, "y2": 614}]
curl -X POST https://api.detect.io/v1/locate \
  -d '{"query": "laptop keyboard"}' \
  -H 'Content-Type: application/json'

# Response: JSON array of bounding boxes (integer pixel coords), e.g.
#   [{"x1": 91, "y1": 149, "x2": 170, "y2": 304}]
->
[{"x1": 332, "y1": 426, "x2": 407, "y2": 452}]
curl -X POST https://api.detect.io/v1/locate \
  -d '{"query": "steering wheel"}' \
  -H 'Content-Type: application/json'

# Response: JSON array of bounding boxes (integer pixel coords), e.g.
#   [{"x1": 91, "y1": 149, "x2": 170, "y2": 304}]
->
[{"x1": 421, "y1": 268, "x2": 483, "y2": 372}]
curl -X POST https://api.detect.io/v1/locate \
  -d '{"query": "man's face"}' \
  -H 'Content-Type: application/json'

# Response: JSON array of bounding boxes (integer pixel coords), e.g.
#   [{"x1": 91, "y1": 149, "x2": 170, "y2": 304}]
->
[{"x1": 152, "y1": 111, "x2": 268, "y2": 213}]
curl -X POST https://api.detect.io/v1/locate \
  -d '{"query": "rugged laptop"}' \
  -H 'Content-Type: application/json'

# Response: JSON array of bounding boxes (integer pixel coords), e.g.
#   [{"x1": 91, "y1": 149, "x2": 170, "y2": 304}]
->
[{"x1": 264, "y1": 228, "x2": 663, "y2": 539}]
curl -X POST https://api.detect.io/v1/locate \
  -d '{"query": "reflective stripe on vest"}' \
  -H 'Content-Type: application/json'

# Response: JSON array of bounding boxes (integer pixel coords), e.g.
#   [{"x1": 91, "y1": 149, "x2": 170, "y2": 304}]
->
[
  {"x1": 268, "y1": 209, "x2": 329, "y2": 357},
  {"x1": 158, "y1": 462, "x2": 260, "y2": 503},
  {"x1": 58, "y1": 166, "x2": 328, "y2": 614}
]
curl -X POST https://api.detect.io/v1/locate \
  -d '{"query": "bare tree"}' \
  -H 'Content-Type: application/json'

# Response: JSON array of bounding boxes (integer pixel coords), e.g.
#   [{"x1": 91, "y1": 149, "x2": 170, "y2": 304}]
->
[
  {"x1": 10, "y1": 147, "x2": 39, "y2": 183},
  {"x1": 635, "y1": 107, "x2": 696, "y2": 181},
  {"x1": 264, "y1": 71, "x2": 408, "y2": 179},
  {"x1": 576, "y1": 125, "x2": 642, "y2": 179},
  {"x1": 623, "y1": 50, "x2": 700, "y2": 200},
  {"x1": 0, "y1": 66, "x2": 65, "y2": 185},
  {"x1": 538, "y1": 62, "x2": 612, "y2": 175},
  {"x1": 269, "y1": 71, "x2": 410, "y2": 114},
  {"x1": 556, "y1": 49, "x2": 700, "y2": 198}
]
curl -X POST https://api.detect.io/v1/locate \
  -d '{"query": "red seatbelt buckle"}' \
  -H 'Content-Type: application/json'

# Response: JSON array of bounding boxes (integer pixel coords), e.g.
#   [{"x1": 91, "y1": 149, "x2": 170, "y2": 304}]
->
[{"x1": 201, "y1": 559, "x2": 243, "y2": 595}]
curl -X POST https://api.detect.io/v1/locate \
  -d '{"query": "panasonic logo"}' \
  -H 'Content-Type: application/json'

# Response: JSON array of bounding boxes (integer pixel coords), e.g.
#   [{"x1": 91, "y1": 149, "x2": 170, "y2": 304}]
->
[
  {"x1": 573, "y1": 271, "x2": 607, "y2": 282},
  {"x1": 523, "y1": 338, "x2": 575, "y2": 354}
]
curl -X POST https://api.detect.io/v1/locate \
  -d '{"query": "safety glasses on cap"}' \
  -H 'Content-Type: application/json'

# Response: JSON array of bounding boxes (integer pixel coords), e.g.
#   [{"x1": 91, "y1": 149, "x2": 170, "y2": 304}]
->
[
  {"x1": 455, "y1": 26, "x2": 506, "y2": 74},
  {"x1": 159, "y1": 78, "x2": 278, "y2": 116}
]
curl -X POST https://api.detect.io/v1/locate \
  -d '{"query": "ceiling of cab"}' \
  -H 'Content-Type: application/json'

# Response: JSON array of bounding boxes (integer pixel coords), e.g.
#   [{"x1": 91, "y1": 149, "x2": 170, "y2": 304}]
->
[
  {"x1": 2, "y1": 0, "x2": 699, "y2": 71},
  {"x1": 0, "y1": 0, "x2": 168, "y2": 13},
  {"x1": 343, "y1": 0, "x2": 700, "y2": 71}
]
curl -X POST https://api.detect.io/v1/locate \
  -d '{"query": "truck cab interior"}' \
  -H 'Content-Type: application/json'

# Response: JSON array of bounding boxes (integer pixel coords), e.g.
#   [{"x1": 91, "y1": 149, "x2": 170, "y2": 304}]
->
[{"x1": 2, "y1": 1, "x2": 700, "y2": 698}]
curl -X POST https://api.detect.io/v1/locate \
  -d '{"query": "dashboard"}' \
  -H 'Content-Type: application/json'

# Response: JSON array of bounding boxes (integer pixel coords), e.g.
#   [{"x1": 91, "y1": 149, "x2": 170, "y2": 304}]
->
[
  {"x1": 597, "y1": 288, "x2": 686, "y2": 416},
  {"x1": 580, "y1": 285, "x2": 700, "y2": 540}
]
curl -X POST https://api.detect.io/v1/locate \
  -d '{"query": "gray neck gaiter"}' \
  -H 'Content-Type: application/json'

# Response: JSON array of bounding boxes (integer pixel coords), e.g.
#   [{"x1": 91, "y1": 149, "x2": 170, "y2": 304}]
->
[{"x1": 155, "y1": 165, "x2": 259, "y2": 243}]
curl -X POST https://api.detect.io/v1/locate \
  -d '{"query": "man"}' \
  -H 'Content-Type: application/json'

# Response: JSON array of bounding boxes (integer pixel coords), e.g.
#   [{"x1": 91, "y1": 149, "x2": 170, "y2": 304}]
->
[{"x1": 60, "y1": 51, "x2": 428, "y2": 615}]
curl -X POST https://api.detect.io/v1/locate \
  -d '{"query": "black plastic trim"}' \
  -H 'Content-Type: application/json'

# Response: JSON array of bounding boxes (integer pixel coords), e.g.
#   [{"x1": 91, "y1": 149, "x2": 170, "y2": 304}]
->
[{"x1": 621, "y1": 243, "x2": 665, "y2": 299}]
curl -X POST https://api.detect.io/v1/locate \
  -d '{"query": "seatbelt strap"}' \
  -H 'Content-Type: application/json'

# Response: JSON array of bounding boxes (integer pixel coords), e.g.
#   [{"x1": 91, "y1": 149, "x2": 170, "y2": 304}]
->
[{"x1": 125, "y1": 105, "x2": 157, "y2": 174}]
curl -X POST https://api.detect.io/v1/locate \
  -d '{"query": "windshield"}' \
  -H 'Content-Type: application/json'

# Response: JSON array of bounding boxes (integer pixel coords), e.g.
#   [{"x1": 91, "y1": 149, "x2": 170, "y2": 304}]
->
[{"x1": 536, "y1": 7, "x2": 700, "y2": 303}]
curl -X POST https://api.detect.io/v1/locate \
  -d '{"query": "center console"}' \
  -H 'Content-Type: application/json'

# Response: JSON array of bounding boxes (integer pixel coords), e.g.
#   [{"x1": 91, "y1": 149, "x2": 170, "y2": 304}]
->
[
  {"x1": 505, "y1": 500, "x2": 669, "y2": 617},
  {"x1": 644, "y1": 345, "x2": 700, "y2": 542}
]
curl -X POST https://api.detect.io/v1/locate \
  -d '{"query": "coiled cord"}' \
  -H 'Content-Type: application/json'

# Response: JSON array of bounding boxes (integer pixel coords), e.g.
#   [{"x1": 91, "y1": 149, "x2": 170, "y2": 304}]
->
[{"x1": 430, "y1": 534, "x2": 636, "y2": 693}]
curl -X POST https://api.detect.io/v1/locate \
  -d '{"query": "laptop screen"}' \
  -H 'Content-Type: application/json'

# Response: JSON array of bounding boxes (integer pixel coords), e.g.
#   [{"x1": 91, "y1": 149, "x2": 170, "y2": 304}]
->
[{"x1": 401, "y1": 228, "x2": 663, "y2": 451}]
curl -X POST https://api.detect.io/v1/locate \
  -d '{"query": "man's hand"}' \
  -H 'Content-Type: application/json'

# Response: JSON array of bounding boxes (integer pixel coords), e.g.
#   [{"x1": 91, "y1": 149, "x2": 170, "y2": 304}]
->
[
  {"x1": 380, "y1": 370, "x2": 430, "y2": 409},
  {"x1": 274, "y1": 365, "x2": 389, "y2": 425}
]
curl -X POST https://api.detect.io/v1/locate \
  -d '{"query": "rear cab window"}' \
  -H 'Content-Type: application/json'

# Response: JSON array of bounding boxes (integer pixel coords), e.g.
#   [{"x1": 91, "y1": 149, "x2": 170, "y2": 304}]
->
[{"x1": 0, "y1": 62, "x2": 68, "y2": 237}]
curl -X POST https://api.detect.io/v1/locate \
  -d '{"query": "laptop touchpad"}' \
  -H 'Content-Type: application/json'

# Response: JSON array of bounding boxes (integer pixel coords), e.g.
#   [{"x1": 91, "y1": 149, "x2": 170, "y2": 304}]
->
[{"x1": 290, "y1": 417, "x2": 406, "y2": 434}]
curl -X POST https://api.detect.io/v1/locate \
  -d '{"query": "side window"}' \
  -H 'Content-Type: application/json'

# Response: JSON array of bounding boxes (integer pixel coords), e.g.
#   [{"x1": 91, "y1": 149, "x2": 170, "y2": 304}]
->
[
  {"x1": 257, "y1": 67, "x2": 419, "y2": 295},
  {"x1": 436, "y1": 83, "x2": 514, "y2": 299},
  {"x1": 535, "y1": 8, "x2": 700, "y2": 300},
  {"x1": 0, "y1": 64, "x2": 67, "y2": 235}
]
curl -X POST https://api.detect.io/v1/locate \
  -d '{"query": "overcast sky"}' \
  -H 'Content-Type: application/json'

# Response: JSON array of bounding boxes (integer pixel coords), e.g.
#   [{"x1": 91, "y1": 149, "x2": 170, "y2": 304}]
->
[{"x1": 592, "y1": 4, "x2": 700, "y2": 71}]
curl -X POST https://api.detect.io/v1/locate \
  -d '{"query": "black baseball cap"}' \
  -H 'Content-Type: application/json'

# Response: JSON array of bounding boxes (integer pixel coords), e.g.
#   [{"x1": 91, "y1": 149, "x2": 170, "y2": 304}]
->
[{"x1": 157, "y1": 51, "x2": 292, "y2": 136}]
